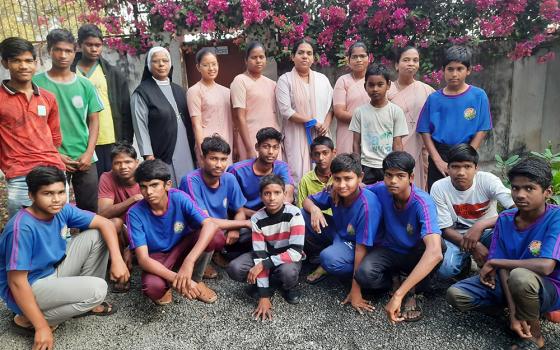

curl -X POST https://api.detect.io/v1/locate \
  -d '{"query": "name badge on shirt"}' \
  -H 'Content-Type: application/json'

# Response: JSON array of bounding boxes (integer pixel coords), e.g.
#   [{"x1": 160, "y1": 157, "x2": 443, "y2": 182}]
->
[{"x1": 37, "y1": 105, "x2": 47, "y2": 117}]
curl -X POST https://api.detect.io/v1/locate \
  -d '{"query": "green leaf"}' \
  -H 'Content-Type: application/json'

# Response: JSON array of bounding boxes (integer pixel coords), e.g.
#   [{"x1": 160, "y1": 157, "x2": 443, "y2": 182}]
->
[
  {"x1": 495, "y1": 154, "x2": 504, "y2": 163},
  {"x1": 505, "y1": 155, "x2": 520, "y2": 165}
]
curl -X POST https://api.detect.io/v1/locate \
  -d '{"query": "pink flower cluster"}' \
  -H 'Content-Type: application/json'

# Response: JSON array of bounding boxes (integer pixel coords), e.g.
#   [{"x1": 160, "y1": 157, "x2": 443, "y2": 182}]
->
[
  {"x1": 471, "y1": 64, "x2": 484, "y2": 72},
  {"x1": 540, "y1": 0, "x2": 560, "y2": 21},
  {"x1": 185, "y1": 11, "x2": 199, "y2": 27},
  {"x1": 208, "y1": 0, "x2": 229, "y2": 15},
  {"x1": 423, "y1": 69, "x2": 444, "y2": 86},
  {"x1": 478, "y1": 0, "x2": 528, "y2": 37},
  {"x1": 241, "y1": 0, "x2": 269, "y2": 26},
  {"x1": 318, "y1": 6, "x2": 347, "y2": 49},
  {"x1": 201, "y1": 17, "x2": 217, "y2": 33},
  {"x1": 387, "y1": 7, "x2": 409, "y2": 30},
  {"x1": 537, "y1": 51, "x2": 556, "y2": 63},
  {"x1": 449, "y1": 35, "x2": 471, "y2": 45},
  {"x1": 508, "y1": 33, "x2": 551, "y2": 60},
  {"x1": 105, "y1": 37, "x2": 137, "y2": 56},
  {"x1": 349, "y1": 0, "x2": 372, "y2": 26},
  {"x1": 392, "y1": 34, "x2": 409, "y2": 48},
  {"x1": 103, "y1": 16, "x2": 123, "y2": 35},
  {"x1": 318, "y1": 53, "x2": 330, "y2": 67},
  {"x1": 413, "y1": 17, "x2": 430, "y2": 33},
  {"x1": 85, "y1": 0, "x2": 107, "y2": 12}
]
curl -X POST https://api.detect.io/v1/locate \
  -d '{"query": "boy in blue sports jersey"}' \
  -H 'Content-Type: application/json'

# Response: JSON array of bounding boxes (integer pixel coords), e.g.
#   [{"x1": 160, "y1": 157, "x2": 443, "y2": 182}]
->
[
  {"x1": 180, "y1": 135, "x2": 247, "y2": 276},
  {"x1": 303, "y1": 153, "x2": 382, "y2": 314},
  {"x1": 447, "y1": 158, "x2": 560, "y2": 349},
  {"x1": 228, "y1": 127, "x2": 294, "y2": 217},
  {"x1": 357, "y1": 151, "x2": 443, "y2": 323},
  {"x1": 0, "y1": 166, "x2": 129, "y2": 349},
  {"x1": 127, "y1": 159, "x2": 250, "y2": 305},
  {"x1": 417, "y1": 45, "x2": 492, "y2": 191}
]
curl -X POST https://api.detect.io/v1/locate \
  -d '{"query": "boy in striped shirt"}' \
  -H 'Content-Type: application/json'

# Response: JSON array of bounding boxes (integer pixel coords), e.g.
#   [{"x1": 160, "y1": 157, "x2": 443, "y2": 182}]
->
[{"x1": 227, "y1": 174, "x2": 305, "y2": 321}]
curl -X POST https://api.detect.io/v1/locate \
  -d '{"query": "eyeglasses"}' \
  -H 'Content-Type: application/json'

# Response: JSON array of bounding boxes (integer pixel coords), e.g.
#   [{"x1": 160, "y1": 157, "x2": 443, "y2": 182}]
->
[{"x1": 350, "y1": 54, "x2": 368, "y2": 61}]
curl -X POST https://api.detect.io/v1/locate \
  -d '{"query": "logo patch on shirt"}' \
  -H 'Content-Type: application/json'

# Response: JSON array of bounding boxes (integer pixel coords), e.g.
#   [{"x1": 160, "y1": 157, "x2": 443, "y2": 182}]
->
[
  {"x1": 406, "y1": 223, "x2": 414, "y2": 235},
  {"x1": 464, "y1": 107, "x2": 476, "y2": 120},
  {"x1": 60, "y1": 225, "x2": 69, "y2": 239},
  {"x1": 173, "y1": 221, "x2": 185, "y2": 234},
  {"x1": 223, "y1": 197, "x2": 228, "y2": 209},
  {"x1": 347, "y1": 224, "x2": 355, "y2": 236},
  {"x1": 72, "y1": 96, "x2": 84, "y2": 109},
  {"x1": 528, "y1": 240, "x2": 542, "y2": 257}
]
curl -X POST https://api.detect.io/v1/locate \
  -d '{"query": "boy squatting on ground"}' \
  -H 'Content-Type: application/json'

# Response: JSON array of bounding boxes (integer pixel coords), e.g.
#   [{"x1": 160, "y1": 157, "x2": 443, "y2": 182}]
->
[
  {"x1": 417, "y1": 45, "x2": 492, "y2": 191},
  {"x1": 97, "y1": 142, "x2": 143, "y2": 291},
  {"x1": 0, "y1": 166, "x2": 130, "y2": 350},
  {"x1": 33, "y1": 29, "x2": 103, "y2": 213},
  {"x1": 227, "y1": 174, "x2": 305, "y2": 321},
  {"x1": 0, "y1": 37, "x2": 66, "y2": 220},
  {"x1": 303, "y1": 153, "x2": 382, "y2": 313},
  {"x1": 126, "y1": 159, "x2": 251, "y2": 305},
  {"x1": 350, "y1": 64, "x2": 408, "y2": 185},
  {"x1": 359, "y1": 151, "x2": 443, "y2": 323},
  {"x1": 180, "y1": 135, "x2": 247, "y2": 278},
  {"x1": 447, "y1": 157, "x2": 560, "y2": 349},
  {"x1": 430, "y1": 143, "x2": 514, "y2": 280}
]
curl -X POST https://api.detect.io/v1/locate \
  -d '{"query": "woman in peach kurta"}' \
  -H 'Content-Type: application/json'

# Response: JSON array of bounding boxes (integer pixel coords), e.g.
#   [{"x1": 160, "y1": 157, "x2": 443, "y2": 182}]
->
[
  {"x1": 230, "y1": 42, "x2": 279, "y2": 161},
  {"x1": 333, "y1": 42, "x2": 370, "y2": 154},
  {"x1": 187, "y1": 48, "x2": 233, "y2": 164},
  {"x1": 387, "y1": 46, "x2": 435, "y2": 189}
]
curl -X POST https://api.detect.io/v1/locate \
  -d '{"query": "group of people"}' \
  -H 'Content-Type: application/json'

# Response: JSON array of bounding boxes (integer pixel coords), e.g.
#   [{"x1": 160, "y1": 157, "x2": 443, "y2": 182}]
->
[{"x1": 0, "y1": 23, "x2": 559, "y2": 350}]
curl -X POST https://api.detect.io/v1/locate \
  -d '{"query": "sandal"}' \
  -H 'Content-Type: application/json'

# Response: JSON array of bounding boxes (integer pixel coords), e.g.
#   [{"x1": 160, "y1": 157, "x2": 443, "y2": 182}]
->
[
  {"x1": 78, "y1": 301, "x2": 117, "y2": 317},
  {"x1": 212, "y1": 252, "x2": 229, "y2": 269},
  {"x1": 195, "y1": 282, "x2": 218, "y2": 304},
  {"x1": 155, "y1": 289, "x2": 173, "y2": 306},
  {"x1": 402, "y1": 293, "x2": 424, "y2": 322},
  {"x1": 203, "y1": 264, "x2": 218, "y2": 279},
  {"x1": 111, "y1": 280, "x2": 131, "y2": 293},
  {"x1": 306, "y1": 266, "x2": 328, "y2": 285}
]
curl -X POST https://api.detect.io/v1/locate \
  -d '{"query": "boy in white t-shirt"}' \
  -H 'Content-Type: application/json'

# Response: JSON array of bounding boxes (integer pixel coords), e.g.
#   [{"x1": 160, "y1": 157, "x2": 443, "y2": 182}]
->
[
  {"x1": 350, "y1": 64, "x2": 408, "y2": 184},
  {"x1": 430, "y1": 144, "x2": 514, "y2": 279}
]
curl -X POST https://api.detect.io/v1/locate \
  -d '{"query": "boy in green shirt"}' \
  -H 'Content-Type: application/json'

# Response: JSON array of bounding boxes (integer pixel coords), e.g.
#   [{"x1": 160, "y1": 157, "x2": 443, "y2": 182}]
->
[{"x1": 33, "y1": 29, "x2": 103, "y2": 212}]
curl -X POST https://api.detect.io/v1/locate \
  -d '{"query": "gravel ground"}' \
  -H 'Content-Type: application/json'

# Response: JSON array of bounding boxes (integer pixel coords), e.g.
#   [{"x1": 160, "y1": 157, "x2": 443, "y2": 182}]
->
[
  {"x1": 2, "y1": 178, "x2": 560, "y2": 350},
  {"x1": 2, "y1": 266, "x2": 560, "y2": 350}
]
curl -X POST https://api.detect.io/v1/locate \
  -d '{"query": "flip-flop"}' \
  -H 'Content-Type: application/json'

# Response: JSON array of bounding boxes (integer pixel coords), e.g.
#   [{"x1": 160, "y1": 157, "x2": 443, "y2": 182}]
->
[
  {"x1": 111, "y1": 281, "x2": 131, "y2": 293},
  {"x1": 203, "y1": 264, "x2": 218, "y2": 279},
  {"x1": 306, "y1": 267, "x2": 328, "y2": 285},
  {"x1": 195, "y1": 282, "x2": 218, "y2": 304},
  {"x1": 76, "y1": 301, "x2": 117, "y2": 317},
  {"x1": 402, "y1": 294, "x2": 424, "y2": 322},
  {"x1": 11, "y1": 317, "x2": 59, "y2": 335}
]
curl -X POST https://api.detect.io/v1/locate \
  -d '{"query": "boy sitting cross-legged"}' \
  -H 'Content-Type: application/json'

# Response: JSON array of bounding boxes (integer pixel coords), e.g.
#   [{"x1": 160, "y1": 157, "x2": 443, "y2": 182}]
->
[
  {"x1": 127, "y1": 159, "x2": 250, "y2": 305},
  {"x1": 447, "y1": 158, "x2": 560, "y2": 349},
  {"x1": 226, "y1": 175, "x2": 305, "y2": 321},
  {"x1": 303, "y1": 153, "x2": 382, "y2": 313},
  {"x1": 358, "y1": 151, "x2": 443, "y2": 323},
  {"x1": 0, "y1": 166, "x2": 129, "y2": 350}
]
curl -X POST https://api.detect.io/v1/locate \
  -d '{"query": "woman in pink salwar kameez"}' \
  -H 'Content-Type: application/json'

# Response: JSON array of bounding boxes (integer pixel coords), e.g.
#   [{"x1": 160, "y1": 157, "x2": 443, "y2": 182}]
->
[
  {"x1": 387, "y1": 46, "x2": 435, "y2": 190},
  {"x1": 230, "y1": 42, "x2": 279, "y2": 161},
  {"x1": 276, "y1": 39, "x2": 333, "y2": 183},
  {"x1": 333, "y1": 42, "x2": 370, "y2": 154},
  {"x1": 187, "y1": 48, "x2": 234, "y2": 165}
]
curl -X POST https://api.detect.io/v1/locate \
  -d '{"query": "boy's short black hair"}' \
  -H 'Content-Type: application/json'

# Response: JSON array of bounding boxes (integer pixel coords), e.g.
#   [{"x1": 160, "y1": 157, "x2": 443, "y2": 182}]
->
[
  {"x1": 201, "y1": 135, "x2": 231, "y2": 156},
  {"x1": 46, "y1": 28, "x2": 76, "y2": 51},
  {"x1": 0, "y1": 37, "x2": 36, "y2": 61},
  {"x1": 110, "y1": 142, "x2": 137, "y2": 161},
  {"x1": 365, "y1": 63, "x2": 391, "y2": 84},
  {"x1": 447, "y1": 144, "x2": 479, "y2": 166},
  {"x1": 259, "y1": 174, "x2": 285, "y2": 193},
  {"x1": 78, "y1": 24, "x2": 103, "y2": 44},
  {"x1": 135, "y1": 159, "x2": 171, "y2": 183},
  {"x1": 256, "y1": 127, "x2": 282, "y2": 145},
  {"x1": 330, "y1": 153, "x2": 362, "y2": 177},
  {"x1": 382, "y1": 151, "x2": 415, "y2": 175},
  {"x1": 26, "y1": 166, "x2": 66, "y2": 194},
  {"x1": 507, "y1": 157, "x2": 552, "y2": 190},
  {"x1": 443, "y1": 45, "x2": 472, "y2": 69},
  {"x1": 310, "y1": 136, "x2": 334, "y2": 152}
]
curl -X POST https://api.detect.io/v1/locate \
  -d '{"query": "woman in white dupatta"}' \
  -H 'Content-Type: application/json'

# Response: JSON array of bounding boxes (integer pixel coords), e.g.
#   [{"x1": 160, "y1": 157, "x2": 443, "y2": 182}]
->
[{"x1": 276, "y1": 39, "x2": 333, "y2": 183}]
